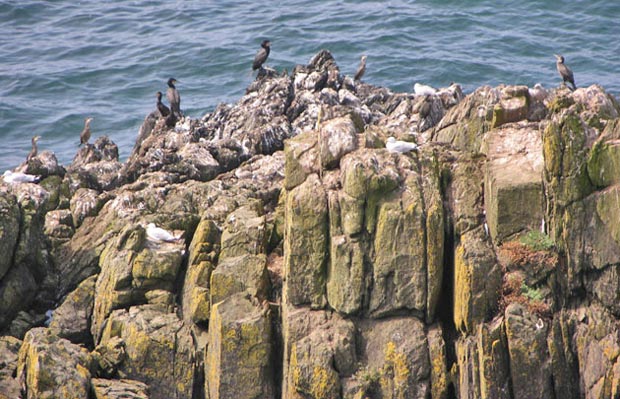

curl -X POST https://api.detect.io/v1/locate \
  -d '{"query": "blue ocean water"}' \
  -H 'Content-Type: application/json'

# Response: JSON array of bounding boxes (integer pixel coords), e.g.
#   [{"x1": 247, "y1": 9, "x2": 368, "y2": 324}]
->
[{"x1": 1, "y1": 1, "x2": 619, "y2": 171}]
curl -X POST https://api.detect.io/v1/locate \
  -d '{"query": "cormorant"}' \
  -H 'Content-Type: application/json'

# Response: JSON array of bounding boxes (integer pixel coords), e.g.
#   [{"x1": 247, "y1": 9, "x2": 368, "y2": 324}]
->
[
  {"x1": 554, "y1": 54, "x2": 576, "y2": 90},
  {"x1": 79, "y1": 117, "x2": 93, "y2": 146},
  {"x1": 156, "y1": 91, "x2": 170, "y2": 117},
  {"x1": 252, "y1": 40, "x2": 271, "y2": 71},
  {"x1": 27, "y1": 135, "x2": 40, "y2": 162},
  {"x1": 167, "y1": 78, "x2": 181, "y2": 118},
  {"x1": 165, "y1": 108, "x2": 178, "y2": 128},
  {"x1": 354, "y1": 55, "x2": 367, "y2": 81}
]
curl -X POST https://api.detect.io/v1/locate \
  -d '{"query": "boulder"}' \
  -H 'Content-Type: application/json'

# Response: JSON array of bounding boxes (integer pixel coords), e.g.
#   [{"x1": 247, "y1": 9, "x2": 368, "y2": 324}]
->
[
  {"x1": 17, "y1": 328, "x2": 94, "y2": 399},
  {"x1": 0, "y1": 336, "x2": 22, "y2": 398},
  {"x1": 0, "y1": 189, "x2": 20, "y2": 281},
  {"x1": 205, "y1": 293, "x2": 274, "y2": 399},
  {"x1": 211, "y1": 254, "x2": 269, "y2": 306},
  {"x1": 99, "y1": 306, "x2": 195, "y2": 399},
  {"x1": 484, "y1": 121, "x2": 544, "y2": 243},
  {"x1": 48, "y1": 274, "x2": 97, "y2": 345},
  {"x1": 91, "y1": 378, "x2": 149, "y2": 399},
  {"x1": 453, "y1": 227, "x2": 501, "y2": 334},
  {"x1": 504, "y1": 303, "x2": 553, "y2": 399},
  {"x1": 283, "y1": 305, "x2": 356, "y2": 399},
  {"x1": 284, "y1": 174, "x2": 328, "y2": 308}
]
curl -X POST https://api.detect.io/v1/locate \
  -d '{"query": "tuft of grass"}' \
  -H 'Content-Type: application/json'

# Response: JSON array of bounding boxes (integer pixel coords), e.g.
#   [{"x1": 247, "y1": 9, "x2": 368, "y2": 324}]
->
[
  {"x1": 519, "y1": 230, "x2": 555, "y2": 252},
  {"x1": 521, "y1": 283, "x2": 544, "y2": 302}
]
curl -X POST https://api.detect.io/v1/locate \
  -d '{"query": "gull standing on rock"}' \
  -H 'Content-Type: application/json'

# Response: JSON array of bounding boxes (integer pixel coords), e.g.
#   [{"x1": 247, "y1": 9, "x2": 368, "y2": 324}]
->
[
  {"x1": 354, "y1": 55, "x2": 367, "y2": 81},
  {"x1": 167, "y1": 78, "x2": 181, "y2": 118},
  {"x1": 252, "y1": 40, "x2": 271, "y2": 71},
  {"x1": 156, "y1": 91, "x2": 170, "y2": 117},
  {"x1": 3, "y1": 170, "x2": 40, "y2": 184},
  {"x1": 27, "y1": 135, "x2": 40, "y2": 162},
  {"x1": 386, "y1": 137, "x2": 418, "y2": 153},
  {"x1": 554, "y1": 54, "x2": 576, "y2": 90},
  {"x1": 79, "y1": 117, "x2": 93, "y2": 146},
  {"x1": 146, "y1": 222, "x2": 181, "y2": 243},
  {"x1": 414, "y1": 82, "x2": 437, "y2": 96},
  {"x1": 529, "y1": 83, "x2": 548, "y2": 102}
]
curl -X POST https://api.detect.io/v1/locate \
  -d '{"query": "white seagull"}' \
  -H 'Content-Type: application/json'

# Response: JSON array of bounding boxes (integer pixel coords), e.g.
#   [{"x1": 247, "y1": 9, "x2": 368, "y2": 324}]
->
[
  {"x1": 146, "y1": 223, "x2": 181, "y2": 243},
  {"x1": 386, "y1": 137, "x2": 418, "y2": 153},
  {"x1": 413, "y1": 82, "x2": 437, "y2": 96},
  {"x1": 2, "y1": 170, "x2": 40, "y2": 184}
]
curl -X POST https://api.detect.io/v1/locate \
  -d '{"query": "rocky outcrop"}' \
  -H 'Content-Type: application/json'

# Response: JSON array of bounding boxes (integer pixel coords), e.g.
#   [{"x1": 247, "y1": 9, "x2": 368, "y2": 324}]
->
[{"x1": 2, "y1": 50, "x2": 620, "y2": 399}]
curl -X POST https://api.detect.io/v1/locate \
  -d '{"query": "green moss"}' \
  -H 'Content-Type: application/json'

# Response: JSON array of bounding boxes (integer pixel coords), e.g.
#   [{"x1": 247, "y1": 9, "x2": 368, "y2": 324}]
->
[
  {"x1": 519, "y1": 230, "x2": 554, "y2": 251},
  {"x1": 521, "y1": 283, "x2": 544, "y2": 302}
]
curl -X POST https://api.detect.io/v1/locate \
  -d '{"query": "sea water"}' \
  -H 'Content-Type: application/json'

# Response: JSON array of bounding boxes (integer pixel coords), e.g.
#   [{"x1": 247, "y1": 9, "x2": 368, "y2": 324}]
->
[{"x1": 1, "y1": 0, "x2": 618, "y2": 170}]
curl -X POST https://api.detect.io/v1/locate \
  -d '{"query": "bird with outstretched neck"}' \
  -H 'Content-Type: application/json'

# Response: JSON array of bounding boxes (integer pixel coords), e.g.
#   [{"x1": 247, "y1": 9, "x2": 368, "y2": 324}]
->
[
  {"x1": 252, "y1": 40, "x2": 271, "y2": 71},
  {"x1": 555, "y1": 54, "x2": 576, "y2": 90},
  {"x1": 27, "y1": 135, "x2": 40, "y2": 162},
  {"x1": 167, "y1": 78, "x2": 182, "y2": 118},
  {"x1": 354, "y1": 55, "x2": 367, "y2": 81},
  {"x1": 79, "y1": 117, "x2": 93, "y2": 146}
]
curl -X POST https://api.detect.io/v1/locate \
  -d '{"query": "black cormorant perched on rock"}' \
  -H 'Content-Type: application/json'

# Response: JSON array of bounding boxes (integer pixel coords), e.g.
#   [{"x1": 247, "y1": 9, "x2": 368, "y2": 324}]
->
[
  {"x1": 354, "y1": 55, "x2": 367, "y2": 81},
  {"x1": 27, "y1": 135, "x2": 40, "y2": 162},
  {"x1": 165, "y1": 108, "x2": 178, "y2": 128},
  {"x1": 156, "y1": 91, "x2": 170, "y2": 117},
  {"x1": 252, "y1": 40, "x2": 271, "y2": 71},
  {"x1": 79, "y1": 117, "x2": 93, "y2": 146},
  {"x1": 554, "y1": 54, "x2": 576, "y2": 90},
  {"x1": 167, "y1": 78, "x2": 181, "y2": 117}
]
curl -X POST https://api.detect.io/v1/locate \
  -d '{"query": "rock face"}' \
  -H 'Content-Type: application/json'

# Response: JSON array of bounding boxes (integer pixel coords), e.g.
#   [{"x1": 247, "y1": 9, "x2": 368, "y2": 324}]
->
[{"x1": 2, "y1": 50, "x2": 620, "y2": 399}]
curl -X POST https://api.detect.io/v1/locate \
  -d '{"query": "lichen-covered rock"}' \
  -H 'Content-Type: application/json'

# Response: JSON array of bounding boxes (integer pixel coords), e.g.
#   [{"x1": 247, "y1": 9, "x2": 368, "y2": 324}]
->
[
  {"x1": 44, "y1": 208, "x2": 75, "y2": 241},
  {"x1": 504, "y1": 303, "x2": 553, "y2": 399},
  {"x1": 453, "y1": 227, "x2": 501, "y2": 334},
  {"x1": 210, "y1": 254, "x2": 270, "y2": 304},
  {"x1": 69, "y1": 136, "x2": 122, "y2": 191},
  {"x1": 99, "y1": 306, "x2": 194, "y2": 399},
  {"x1": 91, "y1": 378, "x2": 149, "y2": 399},
  {"x1": 19, "y1": 149, "x2": 65, "y2": 178},
  {"x1": 182, "y1": 218, "x2": 220, "y2": 324},
  {"x1": 205, "y1": 293, "x2": 274, "y2": 399},
  {"x1": 477, "y1": 317, "x2": 510, "y2": 399},
  {"x1": 573, "y1": 305, "x2": 620, "y2": 399},
  {"x1": 433, "y1": 85, "x2": 497, "y2": 152},
  {"x1": 17, "y1": 328, "x2": 94, "y2": 399},
  {"x1": 455, "y1": 336, "x2": 480, "y2": 399},
  {"x1": 326, "y1": 235, "x2": 365, "y2": 315},
  {"x1": 547, "y1": 310, "x2": 579, "y2": 399},
  {"x1": 0, "y1": 336, "x2": 22, "y2": 398},
  {"x1": 587, "y1": 118, "x2": 620, "y2": 188},
  {"x1": 70, "y1": 187, "x2": 103, "y2": 227},
  {"x1": 491, "y1": 85, "x2": 529, "y2": 128},
  {"x1": 283, "y1": 306, "x2": 356, "y2": 399},
  {"x1": 91, "y1": 223, "x2": 184, "y2": 342},
  {"x1": 369, "y1": 170, "x2": 427, "y2": 318},
  {"x1": 0, "y1": 188, "x2": 20, "y2": 280},
  {"x1": 319, "y1": 116, "x2": 359, "y2": 169},
  {"x1": 91, "y1": 336, "x2": 125, "y2": 379},
  {"x1": 284, "y1": 174, "x2": 328, "y2": 308},
  {"x1": 48, "y1": 274, "x2": 97, "y2": 345},
  {"x1": 284, "y1": 130, "x2": 320, "y2": 190},
  {"x1": 484, "y1": 121, "x2": 544, "y2": 243},
  {"x1": 0, "y1": 265, "x2": 37, "y2": 331},
  {"x1": 219, "y1": 203, "x2": 267, "y2": 258},
  {"x1": 427, "y1": 325, "x2": 448, "y2": 399},
  {"x1": 359, "y1": 317, "x2": 431, "y2": 399}
]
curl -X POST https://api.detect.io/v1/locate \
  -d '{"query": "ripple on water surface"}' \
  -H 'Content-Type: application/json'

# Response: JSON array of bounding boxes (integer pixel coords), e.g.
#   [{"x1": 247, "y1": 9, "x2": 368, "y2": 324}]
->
[{"x1": 0, "y1": 0, "x2": 619, "y2": 170}]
